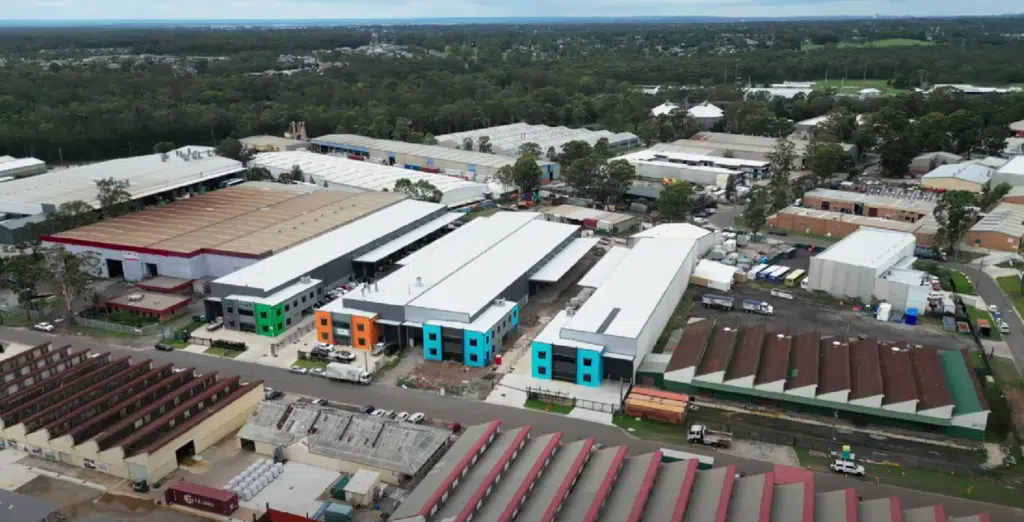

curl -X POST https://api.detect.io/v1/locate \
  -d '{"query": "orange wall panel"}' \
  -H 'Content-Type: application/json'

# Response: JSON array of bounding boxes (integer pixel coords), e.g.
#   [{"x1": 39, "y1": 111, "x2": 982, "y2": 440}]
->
[
  {"x1": 314, "y1": 310, "x2": 334, "y2": 345},
  {"x1": 351, "y1": 314, "x2": 379, "y2": 351}
]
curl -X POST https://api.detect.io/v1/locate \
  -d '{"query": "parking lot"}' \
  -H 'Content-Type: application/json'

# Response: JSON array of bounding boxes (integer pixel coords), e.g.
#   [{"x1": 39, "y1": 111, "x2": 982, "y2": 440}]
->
[
  {"x1": 691, "y1": 284, "x2": 976, "y2": 351},
  {"x1": 15, "y1": 475, "x2": 211, "y2": 522}
]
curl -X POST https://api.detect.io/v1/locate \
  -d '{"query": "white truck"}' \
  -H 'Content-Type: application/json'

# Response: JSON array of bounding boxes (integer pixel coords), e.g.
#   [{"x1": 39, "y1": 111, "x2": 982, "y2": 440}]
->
[
  {"x1": 741, "y1": 299, "x2": 773, "y2": 316},
  {"x1": 829, "y1": 458, "x2": 866, "y2": 476},
  {"x1": 324, "y1": 363, "x2": 371, "y2": 385},
  {"x1": 702, "y1": 294, "x2": 735, "y2": 311},
  {"x1": 687, "y1": 425, "x2": 733, "y2": 448}
]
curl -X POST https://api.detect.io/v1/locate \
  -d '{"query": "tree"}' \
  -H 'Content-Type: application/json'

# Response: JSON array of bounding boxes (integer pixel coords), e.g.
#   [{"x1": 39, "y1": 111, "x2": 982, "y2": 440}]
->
[
  {"x1": 248, "y1": 166, "x2": 272, "y2": 181},
  {"x1": 556, "y1": 140, "x2": 594, "y2": 169},
  {"x1": 287, "y1": 165, "x2": 305, "y2": 183},
  {"x1": 40, "y1": 246, "x2": 101, "y2": 317},
  {"x1": 95, "y1": 177, "x2": 133, "y2": 217},
  {"x1": 850, "y1": 126, "x2": 878, "y2": 159},
  {"x1": 656, "y1": 182, "x2": 695, "y2": 222},
  {"x1": 422, "y1": 134, "x2": 438, "y2": 145},
  {"x1": 742, "y1": 188, "x2": 770, "y2": 233},
  {"x1": 4, "y1": 254, "x2": 44, "y2": 317},
  {"x1": 912, "y1": 112, "x2": 952, "y2": 152},
  {"x1": 948, "y1": 110, "x2": 984, "y2": 155},
  {"x1": 804, "y1": 135, "x2": 852, "y2": 186},
  {"x1": 394, "y1": 178, "x2": 443, "y2": 203},
  {"x1": 593, "y1": 159, "x2": 637, "y2": 203},
  {"x1": 153, "y1": 141, "x2": 176, "y2": 154},
  {"x1": 518, "y1": 142, "x2": 542, "y2": 159},
  {"x1": 724, "y1": 174, "x2": 737, "y2": 202},
  {"x1": 477, "y1": 136, "x2": 493, "y2": 153},
  {"x1": 933, "y1": 190, "x2": 976, "y2": 254},
  {"x1": 215, "y1": 137, "x2": 246, "y2": 162},
  {"x1": 462, "y1": 137, "x2": 474, "y2": 151},
  {"x1": 980, "y1": 181, "x2": 1012, "y2": 210},
  {"x1": 25, "y1": 200, "x2": 99, "y2": 239},
  {"x1": 495, "y1": 155, "x2": 542, "y2": 195},
  {"x1": 878, "y1": 130, "x2": 920, "y2": 178},
  {"x1": 766, "y1": 138, "x2": 797, "y2": 211},
  {"x1": 546, "y1": 147, "x2": 558, "y2": 161},
  {"x1": 980, "y1": 127, "x2": 1009, "y2": 157}
]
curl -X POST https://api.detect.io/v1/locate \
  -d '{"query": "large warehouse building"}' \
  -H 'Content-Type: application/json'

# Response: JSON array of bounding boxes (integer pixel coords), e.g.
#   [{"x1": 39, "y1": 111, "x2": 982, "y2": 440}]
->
[
  {"x1": 41, "y1": 183, "x2": 404, "y2": 283},
  {"x1": 681, "y1": 132, "x2": 857, "y2": 169},
  {"x1": 965, "y1": 201, "x2": 1024, "y2": 251},
  {"x1": 310, "y1": 134, "x2": 559, "y2": 186},
  {"x1": 807, "y1": 228, "x2": 929, "y2": 312},
  {"x1": 531, "y1": 227, "x2": 699, "y2": 386},
  {"x1": 0, "y1": 146, "x2": 245, "y2": 244},
  {"x1": 209, "y1": 198, "x2": 451, "y2": 337},
  {"x1": 0, "y1": 155, "x2": 46, "y2": 179},
  {"x1": 436, "y1": 122, "x2": 641, "y2": 157},
  {"x1": 0, "y1": 342, "x2": 264, "y2": 483},
  {"x1": 389, "y1": 420, "x2": 990, "y2": 522},
  {"x1": 238, "y1": 401, "x2": 451, "y2": 485},
  {"x1": 318, "y1": 212, "x2": 589, "y2": 366},
  {"x1": 643, "y1": 324, "x2": 990, "y2": 437},
  {"x1": 248, "y1": 151, "x2": 489, "y2": 207},
  {"x1": 619, "y1": 143, "x2": 769, "y2": 187}
]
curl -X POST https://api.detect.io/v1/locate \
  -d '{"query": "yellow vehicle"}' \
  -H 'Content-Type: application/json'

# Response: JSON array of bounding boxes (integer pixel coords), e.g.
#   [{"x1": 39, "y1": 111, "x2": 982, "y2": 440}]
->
[{"x1": 784, "y1": 269, "x2": 806, "y2": 287}]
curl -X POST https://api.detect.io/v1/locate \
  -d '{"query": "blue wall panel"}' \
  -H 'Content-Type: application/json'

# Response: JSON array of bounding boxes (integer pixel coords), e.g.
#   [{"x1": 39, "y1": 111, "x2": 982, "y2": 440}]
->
[
  {"x1": 463, "y1": 330, "x2": 492, "y2": 368},
  {"x1": 576, "y1": 349, "x2": 603, "y2": 387},
  {"x1": 531, "y1": 342, "x2": 553, "y2": 380},
  {"x1": 511, "y1": 305, "x2": 520, "y2": 330},
  {"x1": 423, "y1": 324, "x2": 442, "y2": 361}
]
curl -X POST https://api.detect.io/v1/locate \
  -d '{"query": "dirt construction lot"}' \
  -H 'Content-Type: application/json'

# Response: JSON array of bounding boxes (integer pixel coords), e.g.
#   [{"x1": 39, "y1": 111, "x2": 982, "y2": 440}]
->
[
  {"x1": 692, "y1": 284, "x2": 975, "y2": 351},
  {"x1": 16, "y1": 475, "x2": 212, "y2": 522}
]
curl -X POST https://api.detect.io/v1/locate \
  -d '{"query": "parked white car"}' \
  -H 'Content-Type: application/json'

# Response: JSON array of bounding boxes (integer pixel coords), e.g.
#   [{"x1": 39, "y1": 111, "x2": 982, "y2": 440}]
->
[
  {"x1": 988, "y1": 304, "x2": 999, "y2": 314},
  {"x1": 33, "y1": 322, "x2": 54, "y2": 332},
  {"x1": 288, "y1": 366, "x2": 308, "y2": 375},
  {"x1": 407, "y1": 412, "x2": 425, "y2": 424},
  {"x1": 829, "y1": 459, "x2": 865, "y2": 476},
  {"x1": 396, "y1": 411, "x2": 410, "y2": 422}
]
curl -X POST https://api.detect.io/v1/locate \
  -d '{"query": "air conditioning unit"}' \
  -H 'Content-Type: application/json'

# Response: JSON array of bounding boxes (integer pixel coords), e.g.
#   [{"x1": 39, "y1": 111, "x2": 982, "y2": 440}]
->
[{"x1": 127, "y1": 293, "x2": 144, "y2": 302}]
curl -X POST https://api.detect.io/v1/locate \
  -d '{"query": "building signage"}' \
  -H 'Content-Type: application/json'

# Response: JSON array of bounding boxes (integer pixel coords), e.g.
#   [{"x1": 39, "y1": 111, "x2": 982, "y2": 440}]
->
[{"x1": 123, "y1": 251, "x2": 140, "y2": 261}]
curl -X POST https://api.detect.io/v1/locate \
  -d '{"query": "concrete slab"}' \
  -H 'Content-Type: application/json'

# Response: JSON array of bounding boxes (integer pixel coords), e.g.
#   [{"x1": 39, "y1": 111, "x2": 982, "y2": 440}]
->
[
  {"x1": 0, "y1": 449, "x2": 41, "y2": 490},
  {"x1": 239, "y1": 461, "x2": 340, "y2": 517},
  {"x1": 567, "y1": 408, "x2": 614, "y2": 425}
]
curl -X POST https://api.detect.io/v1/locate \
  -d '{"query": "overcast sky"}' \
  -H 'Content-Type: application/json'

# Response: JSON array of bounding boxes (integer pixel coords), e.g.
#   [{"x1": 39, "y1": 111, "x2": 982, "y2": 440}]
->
[{"x1": 4, "y1": 0, "x2": 1020, "y2": 20}]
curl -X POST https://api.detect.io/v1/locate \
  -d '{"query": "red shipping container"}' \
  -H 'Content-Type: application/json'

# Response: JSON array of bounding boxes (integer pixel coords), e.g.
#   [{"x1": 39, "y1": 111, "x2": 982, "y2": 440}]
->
[
  {"x1": 582, "y1": 218, "x2": 598, "y2": 229},
  {"x1": 346, "y1": 154, "x2": 364, "y2": 161},
  {"x1": 164, "y1": 480, "x2": 238, "y2": 515}
]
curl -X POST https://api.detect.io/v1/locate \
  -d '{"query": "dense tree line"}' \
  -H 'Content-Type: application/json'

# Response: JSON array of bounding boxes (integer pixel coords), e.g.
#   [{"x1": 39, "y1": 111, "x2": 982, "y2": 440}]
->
[{"x1": 1, "y1": 22, "x2": 1024, "y2": 164}]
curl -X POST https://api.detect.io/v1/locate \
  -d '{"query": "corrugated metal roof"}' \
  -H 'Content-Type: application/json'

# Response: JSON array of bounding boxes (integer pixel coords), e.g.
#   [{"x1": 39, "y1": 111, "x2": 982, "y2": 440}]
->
[
  {"x1": 941, "y1": 350, "x2": 989, "y2": 415},
  {"x1": 531, "y1": 237, "x2": 599, "y2": 282},
  {"x1": 668, "y1": 323, "x2": 716, "y2": 373},
  {"x1": 803, "y1": 188, "x2": 938, "y2": 213},
  {"x1": 724, "y1": 325, "x2": 769, "y2": 381},
  {"x1": 756, "y1": 331, "x2": 793, "y2": 386},
  {"x1": 921, "y1": 163, "x2": 994, "y2": 185},
  {"x1": 911, "y1": 348, "x2": 954, "y2": 411},
  {"x1": 697, "y1": 324, "x2": 742, "y2": 376},
  {"x1": 970, "y1": 202, "x2": 1024, "y2": 237},
  {"x1": 313, "y1": 133, "x2": 555, "y2": 170},
  {"x1": 813, "y1": 228, "x2": 916, "y2": 270},
  {"x1": 785, "y1": 331, "x2": 821, "y2": 391},
  {"x1": 849, "y1": 339, "x2": 884, "y2": 400},
  {"x1": 578, "y1": 246, "x2": 631, "y2": 288},
  {"x1": 879, "y1": 345, "x2": 918, "y2": 405}
]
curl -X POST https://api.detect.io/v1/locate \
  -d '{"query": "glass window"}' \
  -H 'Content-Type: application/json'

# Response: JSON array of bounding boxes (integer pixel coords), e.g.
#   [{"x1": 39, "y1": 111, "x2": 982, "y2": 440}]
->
[
  {"x1": 538, "y1": 367, "x2": 547, "y2": 376},
  {"x1": 583, "y1": 374, "x2": 592, "y2": 383},
  {"x1": 583, "y1": 358, "x2": 592, "y2": 367},
  {"x1": 428, "y1": 332, "x2": 438, "y2": 341},
  {"x1": 284, "y1": 304, "x2": 290, "y2": 312},
  {"x1": 357, "y1": 324, "x2": 365, "y2": 332},
  {"x1": 277, "y1": 323, "x2": 283, "y2": 330},
  {"x1": 429, "y1": 348, "x2": 439, "y2": 357},
  {"x1": 259, "y1": 311, "x2": 267, "y2": 319},
  {"x1": 469, "y1": 338, "x2": 478, "y2": 347},
  {"x1": 276, "y1": 308, "x2": 282, "y2": 316},
  {"x1": 261, "y1": 325, "x2": 269, "y2": 333},
  {"x1": 321, "y1": 332, "x2": 329, "y2": 340},
  {"x1": 226, "y1": 307, "x2": 234, "y2": 313},
  {"x1": 469, "y1": 353, "x2": 478, "y2": 363},
  {"x1": 286, "y1": 318, "x2": 292, "y2": 326},
  {"x1": 320, "y1": 318, "x2": 328, "y2": 326},
  {"x1": 538, "y1": 351, "x2": 547, "y2": 359}
]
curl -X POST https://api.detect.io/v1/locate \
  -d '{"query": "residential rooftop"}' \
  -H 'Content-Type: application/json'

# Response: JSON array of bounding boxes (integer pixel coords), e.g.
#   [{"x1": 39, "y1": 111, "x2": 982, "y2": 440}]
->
[
  {"x1": 46, "y1": 184, "x2": 400, "y2": 258},
  {"x1": 0, "y1": 146, "x2": 244, "y2": 216}
]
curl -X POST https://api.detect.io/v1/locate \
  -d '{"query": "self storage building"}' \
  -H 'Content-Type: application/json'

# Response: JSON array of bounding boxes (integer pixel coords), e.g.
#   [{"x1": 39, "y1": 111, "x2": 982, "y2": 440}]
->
[
  {"x1": 311, "y1": 134, "x2": 559, "y2": 186},
  {"x1": 0, "y1": 342, "x2": 264, "y2": 484}
]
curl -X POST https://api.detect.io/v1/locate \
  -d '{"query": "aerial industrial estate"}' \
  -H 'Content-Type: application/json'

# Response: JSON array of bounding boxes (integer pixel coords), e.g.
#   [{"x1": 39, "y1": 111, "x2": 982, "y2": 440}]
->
[{"x1": 5, "y1": 26, "x2": 1024, "y2": 522}]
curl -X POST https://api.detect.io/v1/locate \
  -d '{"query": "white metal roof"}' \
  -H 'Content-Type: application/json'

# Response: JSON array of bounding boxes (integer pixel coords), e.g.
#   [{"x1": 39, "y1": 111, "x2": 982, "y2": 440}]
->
[
  {"x1": 651, "y1": 102, "x2": 679, "y2": 117},
  {"x1": 0, "y1": 157, "x2": 44, "y2": 175},
  {"x1": 544, "y1": 204, "x2": 636, "y2": 224},
  {"x1": 564, "y1": 238, "x2": 696, "y2": 340},
  {"x1": 922, "y1": 163, "x2": 994, "y2": 185},
  {"x1": 688, "y1": 102, "x2": 724, "y2": 119},
  {"x1": 970, "y1": 202, "x2": 1024, "y2": 238},
  {"x1": 632, "y1": 222, "x2": 712, "y2": 241},
  {"x1": 996, "y1": 156, "x2": 1024, "y2": 177},
  {"x1": 408, "y1": 220, "x2": 579, "y2": 319},
  {"x1": 534, "y1": 310, "x2": 605, "y2": 351},
  {"x1": 425, "y1": 299, "x2": 517, "y2": 332},
  {"x1": 640, "y1": 143, "x2": 770, "y2": 168},
  {"x1": 693, "y1": 259, "x2": 738, "y2": 284},
  {"x1": 354, "y1": 212, "x2": 463, "y2": 263},
  {"x1": 312, "y1": 134, "x2": 555, "y2": 170},
  {"x1": 814, "y1": 228, "x2": 915, "y2": 269},
  {"x1": 0, "y1": 146, "x2": 242, "y2": 216},
  {"x1": 796, "y1": 115, "x2": 831, "y2": 127},
  {"x1": 346, "y1": 212, "x2": 538, "y2": 307},
  {"x1": 214, "y1": 199, "x2": 444, "y2": 292},
  {"x1": 530, "y1": 238, "x2": 598, "y2": 283},
  {"x1": 436, "y1": 123, "x2": 638, "y2": 156},
  {"x1": 1010, "y1": 119, "x2": 1024, "y2": 132},
  {"x1": 248, "y1": 151, "x2": 489, "y2": 206},
  {"x1": 577, "y1": 246, "x2": 631, "y2": 288}
]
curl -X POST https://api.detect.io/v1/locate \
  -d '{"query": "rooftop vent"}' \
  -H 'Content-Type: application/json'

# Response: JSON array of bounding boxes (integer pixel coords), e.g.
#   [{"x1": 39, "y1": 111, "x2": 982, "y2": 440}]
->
[
  {"x1": 723, "y1": 327, "x2": 731, "y2": 332},
  {"x1": 832, "y1": 341, "x2": 841, "y2": 346},
  {"x1": 776, "y1": 333, "x2": 785, "y2": 339},
  {"x1": 127, "y1": 293, "x2": 144, "y2": 302}
]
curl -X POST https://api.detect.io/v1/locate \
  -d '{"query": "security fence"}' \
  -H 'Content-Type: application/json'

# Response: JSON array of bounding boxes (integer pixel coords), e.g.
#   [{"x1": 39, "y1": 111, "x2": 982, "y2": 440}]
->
[{"x1": 73, "y1": 316, "x2": 163, "y2": 336}]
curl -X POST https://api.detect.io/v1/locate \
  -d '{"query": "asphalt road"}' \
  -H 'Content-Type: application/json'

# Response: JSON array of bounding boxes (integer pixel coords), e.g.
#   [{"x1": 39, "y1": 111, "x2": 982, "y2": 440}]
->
[
  {"x1": 947, "y1": 262, "x2": 1024, "y2": 376},
  {"x1": 1, "y1": 328, "x2": 1019, "y2": 520}
]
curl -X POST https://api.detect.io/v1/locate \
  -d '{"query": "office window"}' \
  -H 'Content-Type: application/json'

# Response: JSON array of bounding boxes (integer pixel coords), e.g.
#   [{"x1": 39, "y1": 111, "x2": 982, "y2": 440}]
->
[
  {"x1": 428, "y1": 332, "x2": 438, "y2": 341},
  {"x1": 227, "y1": 321, "x2": 236, "y2": 328},
  {"x1": 309, "y1": 291, "x2": 314, "y2": 299},
  {"x1": 320, "y1": 318, "x2": 328, "y2": 326},
  {"x1": 276, "y1": 308, "x2": 282, "y2": 316},
  {"x1": 277, "y1": 323, "x2": 283, "y2": 330},
  {"x1": 262, "y1": 326, "x2": 269, "y2": 333},
  {"x1": 469, "y1": 353, "x2": 479, "y2": 363},
  {"x1": 537, "y1": 351, "x2": 547, "y2": 360},
  {"x1": 583, "y1": 358, "x2": 592, "y2": 367},
  {"x1": 284, "y1": 304, "x2": 290, "y2": 312},
  {"x1": 259, "y1": 311, "x2": 267, "y2": 319},
  {"x1": 285, "y1": 318, "x2": 291, "y2": 326},
  {"x1": 357, "y1": 324, "x2": 365, "y2": 332},
  {"x1": 226, "y1": 307, "x2": 234, "y2": 313},
  {"x1": 321, "y1": 332, "x2": 329, "y2": 340},
  {"x1": 538, "y1": 367, "x2": 547, "y2": 376},
  {"x1": 293, "y1": 300, "x2": 298, "y2": 307},
  {"x1": 302, "y1": 296, "x2": 307, "y2": 303},
  {"x1": 429, "y1": 348, "x2": 439, "y2": 357},
  {"x1": 469, "y1": 338, "x2": 478, "y2": 347},
  {"x1": 583, "y1": 374, "x2": 592, "y2": 383},
  {"x1": 357, "y1": 338, "x2": 365, "y2": 346}
]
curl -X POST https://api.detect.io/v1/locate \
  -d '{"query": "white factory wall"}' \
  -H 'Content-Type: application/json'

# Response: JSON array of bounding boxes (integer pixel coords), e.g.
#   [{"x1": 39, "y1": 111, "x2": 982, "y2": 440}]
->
[
  {"x1": 951, "y1": 411, "x2": 989, "y2": 431},
  {"x1": 199, "y1": 253, "x2": 259, "y2": 279},
  {"x1": 873, "y1": 278, "x2": 930, "y2": 313},
  {"x1": 42, "y1": 241, "x2": 257, "y2": 282},
  {"x1": 631, "y1": 162, "x2": 725, "y2": 186},
  {"x1": 630, "y1": 245, "x2": 697, "y2": 367},
  {"x1": 808, "y1": 240, "x2": 915, "y2": 304}
]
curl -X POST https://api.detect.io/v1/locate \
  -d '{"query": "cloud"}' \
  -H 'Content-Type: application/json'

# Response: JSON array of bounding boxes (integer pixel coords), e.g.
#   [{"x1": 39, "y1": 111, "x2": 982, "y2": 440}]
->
[{"x1": 8, "y1": 0, "x2": 1022, "y2": 20}]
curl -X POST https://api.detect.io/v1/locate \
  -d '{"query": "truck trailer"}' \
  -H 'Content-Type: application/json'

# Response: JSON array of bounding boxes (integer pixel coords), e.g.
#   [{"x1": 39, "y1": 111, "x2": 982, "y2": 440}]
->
[
  {"x1": 687, "y1": 424, "x2": 733, "y2": 448},
  {"x1": 324, "y1": 363, "x2": 372, "y2": 384},
  {"x1": 742, "y1": 299, "x2": 774, "y2": 316},
  {"x1": 702, "y1": 294, "x2": 735, "y2": 311}
]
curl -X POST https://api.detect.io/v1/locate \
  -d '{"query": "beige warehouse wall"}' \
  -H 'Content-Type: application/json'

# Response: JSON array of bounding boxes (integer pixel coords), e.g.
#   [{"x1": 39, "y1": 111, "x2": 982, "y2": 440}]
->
[{"x1": 921, "y1": 178, "x2": 983, "y2": 193}]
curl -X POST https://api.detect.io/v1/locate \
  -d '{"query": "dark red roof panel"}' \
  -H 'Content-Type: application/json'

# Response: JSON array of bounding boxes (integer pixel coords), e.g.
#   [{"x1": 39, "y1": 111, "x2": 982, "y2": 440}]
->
[
  {"x1": 910, "y1": 348, "x2": 954, "y2": 410},
  {"x1": 817, "y1": 338, "x2": 850, "y2": 395},
  {"x1": 697, "y1": 324, "x2": 740, "y2": 376},
  {"x1": 724, "y1": 324, "x2": 766, "y2": 380},
  {"x1": 668, "y1": 324, "x2": 714, "y2": 373},
  {"x1": 849, "y1": 340, "x2": 883, "y2": 400},
  {"x1": 879, "y1": 345, "x2": 918, "y2": 405},
  {"x1": 756, "y1": 331, "x2": 792, "y2": 385},
  {"x1": 786, "y1": 331, "x2": 821, "y2": 390}
]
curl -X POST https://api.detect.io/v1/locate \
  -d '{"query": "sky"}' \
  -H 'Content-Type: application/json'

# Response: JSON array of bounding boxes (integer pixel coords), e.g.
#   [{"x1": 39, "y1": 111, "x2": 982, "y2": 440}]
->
[{"x1": 3, "y1": 0, "x2": 1021, "y2": 20}]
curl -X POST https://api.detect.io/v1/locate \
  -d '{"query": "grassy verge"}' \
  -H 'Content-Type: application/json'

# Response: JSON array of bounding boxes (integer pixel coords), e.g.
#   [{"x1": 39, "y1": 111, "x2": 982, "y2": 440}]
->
[
  {"x1": 524, "y1": 399, "x2": 574, "y2": 415},
  {"x1": 613, "y1": 414, "x2": 689, "y2": 445},
  {"x1": 794, "y1": 447, "x2": 1024, "y2": 508},
  {"x1": 967, "y1": 307, "x2": 1001, "y2": 341},
  {"x1": 951, "y1": 271, "x2": 977, "y2": 295},
  {"x1": 70, "y1": 325, "x2": 141, "y2": 339},
  {"x1": 204, "y1": 346, "x2": 242, "y2": 358},
  {"x1": 293, "y1": 358, "x2": 328, "y2": 369},
  {"x1": 996, "y1": 275, "x2": 1024, "y2": 319},
  {"x1": 0, "y1": 314, "x2": 35, "y2": 327},
  {"x1": 651, "y1": 286, "x2": 700, "y2": 353},
  {"x1": 167, "y1": 339, "x2": 188, "y2": 349}
]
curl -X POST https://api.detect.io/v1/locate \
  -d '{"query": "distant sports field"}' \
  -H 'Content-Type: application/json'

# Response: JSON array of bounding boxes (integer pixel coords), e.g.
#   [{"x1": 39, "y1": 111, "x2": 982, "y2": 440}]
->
[{"x1": 802, "y1": 38, "x2": 935, "y2": 51}]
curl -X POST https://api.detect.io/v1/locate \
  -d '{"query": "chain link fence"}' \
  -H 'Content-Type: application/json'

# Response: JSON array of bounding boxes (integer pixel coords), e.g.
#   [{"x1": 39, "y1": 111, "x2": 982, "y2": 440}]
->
[{"x1": 73, "y1": 316, "x2": 163, "y2": 336}]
